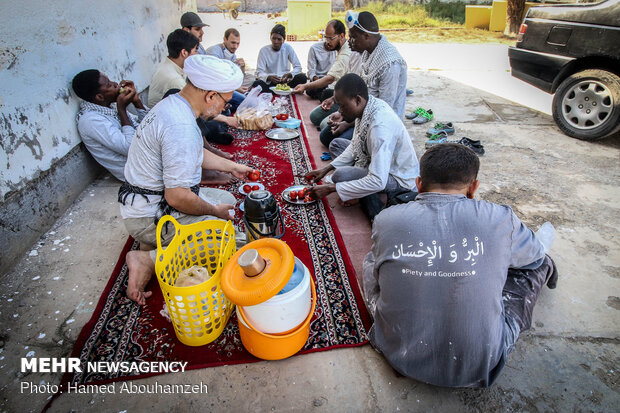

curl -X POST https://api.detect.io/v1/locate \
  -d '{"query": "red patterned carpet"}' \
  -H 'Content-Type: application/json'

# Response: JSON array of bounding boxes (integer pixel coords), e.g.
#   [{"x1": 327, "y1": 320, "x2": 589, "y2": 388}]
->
[{"x1": 52, "y1": 95, "x2": 372, "y2": 396}]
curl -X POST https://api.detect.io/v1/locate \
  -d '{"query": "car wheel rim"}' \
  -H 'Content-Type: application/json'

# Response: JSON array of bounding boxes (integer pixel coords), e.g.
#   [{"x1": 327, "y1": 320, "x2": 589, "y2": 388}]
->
[{"x1": 561, "y1": 80, "x2": 614, "y2": 130}]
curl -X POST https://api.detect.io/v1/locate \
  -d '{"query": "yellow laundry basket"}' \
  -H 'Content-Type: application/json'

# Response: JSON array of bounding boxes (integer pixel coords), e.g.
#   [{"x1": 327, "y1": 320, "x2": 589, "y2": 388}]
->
[{"x1": 155, "y1": 216, "x2": 236, "y2": 346}]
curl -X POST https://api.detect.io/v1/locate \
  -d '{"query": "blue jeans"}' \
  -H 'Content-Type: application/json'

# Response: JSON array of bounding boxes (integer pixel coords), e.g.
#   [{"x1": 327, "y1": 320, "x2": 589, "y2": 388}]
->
[{"x1": 320, "y1": 124, "x2": 354, "y2": 152}]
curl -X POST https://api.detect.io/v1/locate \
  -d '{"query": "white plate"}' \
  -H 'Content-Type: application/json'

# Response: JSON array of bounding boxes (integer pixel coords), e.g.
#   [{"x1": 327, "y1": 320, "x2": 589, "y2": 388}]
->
[
  {"x1": 282, "y1": 185, "x2": 316, "y2": 205},
  {"x1": 270, "y1": 86, "x2": 292, "y2": 96},
  {"x1": 265, "y1": 128, "x2": 300, "y2": 140},
  {"x1": 238, "y1": 182, "x2": 265, "y2": 196}
]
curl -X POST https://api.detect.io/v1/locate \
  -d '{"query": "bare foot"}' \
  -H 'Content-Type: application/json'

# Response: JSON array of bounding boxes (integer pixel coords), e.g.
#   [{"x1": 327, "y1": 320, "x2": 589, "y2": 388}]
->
[
  {"x1": 126, "y1": 250, "x2": 155, "y2": 305},
  {"x1": 204, "y1": 142, "x2": 234, "y2": 159},
  {"x1": 338, "y1": 198, "x2": 360, "y2": 207},
  {"x1": 201, "y1": 169, "x2": 235, "y2": 185},
  {"x1": 216, "y1": 150, "x2": 234, "y2": 160}
]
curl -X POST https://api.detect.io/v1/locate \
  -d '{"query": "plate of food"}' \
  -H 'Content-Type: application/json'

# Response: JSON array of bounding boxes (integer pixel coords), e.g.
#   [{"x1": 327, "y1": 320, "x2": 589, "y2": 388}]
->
[
  {"x1": 282, "y1": 185, "x2": 316, "y2": 205},
  {"x1": 239, "y1": 182, "x2": 265, "y2": 195},
  {"x1": 270, "y1": 84, "x2": 292, "y2": 96},
  {"x1": 265, "y1": 128, "x2": 300, "y2": 140}
]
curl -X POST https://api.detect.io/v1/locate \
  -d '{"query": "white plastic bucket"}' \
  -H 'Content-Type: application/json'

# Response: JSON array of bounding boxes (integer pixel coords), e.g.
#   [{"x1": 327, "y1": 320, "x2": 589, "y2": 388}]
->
[{"x1": 239, "y1": 258, "x2": 312, "y2": 334}]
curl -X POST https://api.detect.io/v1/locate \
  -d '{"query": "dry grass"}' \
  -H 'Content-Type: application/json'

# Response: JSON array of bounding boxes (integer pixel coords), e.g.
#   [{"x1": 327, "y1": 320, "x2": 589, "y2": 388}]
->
[
  {"x1": 382, "y1": 28, "x2": 516, "y2": 45},
  {"x1": 277, "y1": 0, "x2": 516, "y2": 45}
]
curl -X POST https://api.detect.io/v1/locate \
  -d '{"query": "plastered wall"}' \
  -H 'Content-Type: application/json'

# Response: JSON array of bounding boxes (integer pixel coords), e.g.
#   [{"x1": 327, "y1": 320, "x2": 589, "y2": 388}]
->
[
  {"x1": 0, "y1": 0, "x2": 197, "y2": 274},
  {"x1": 0, "y1": 0, "x2": 196, "y2": 202}
]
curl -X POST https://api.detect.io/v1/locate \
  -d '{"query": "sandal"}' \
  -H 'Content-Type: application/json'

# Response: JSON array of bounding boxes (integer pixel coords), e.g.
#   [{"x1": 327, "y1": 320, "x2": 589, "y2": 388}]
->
[
  {"x1": 406, "y1": 107, "x2": 433, "y2": 122},
  {"x1": 405, "y1": 107, "x2": 425, "y2": 120},
  {"x1": 426, "y1": 122, "x2": 455, "y2": 136},
  {"x1": 425, "y1": 136, "x2": 448, "y2": 148},
  {"x1": 457, "y1": 137, "x2": 485, "y2": 155},
  {"x1": 413, "y1": 109, "x2": 434, "y2": 124}
]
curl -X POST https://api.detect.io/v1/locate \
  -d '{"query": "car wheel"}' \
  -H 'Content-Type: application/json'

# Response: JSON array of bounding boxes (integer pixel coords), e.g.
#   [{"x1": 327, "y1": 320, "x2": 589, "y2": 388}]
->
[{"x1": 552, "y1": 69, "x2": 620, "y2": 141}]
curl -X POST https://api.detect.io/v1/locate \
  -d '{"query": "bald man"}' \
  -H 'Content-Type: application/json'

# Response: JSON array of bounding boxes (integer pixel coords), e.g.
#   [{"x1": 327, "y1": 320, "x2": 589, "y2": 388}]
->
[{"x1": 119, "y1": 55, "x2": 253, "y2": 305}]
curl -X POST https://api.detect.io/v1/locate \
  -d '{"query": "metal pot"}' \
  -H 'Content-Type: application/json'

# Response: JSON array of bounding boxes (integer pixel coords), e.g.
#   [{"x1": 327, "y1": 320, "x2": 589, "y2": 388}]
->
[{"x1": 243, "y1": 190, "x2": 285, "y2": 242}]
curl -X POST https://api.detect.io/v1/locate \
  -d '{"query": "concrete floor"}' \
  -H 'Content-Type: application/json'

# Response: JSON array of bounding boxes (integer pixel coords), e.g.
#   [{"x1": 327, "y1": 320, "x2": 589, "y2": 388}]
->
[{"x1": 1, "y1": 12, "x2": 619, "y2": 413}]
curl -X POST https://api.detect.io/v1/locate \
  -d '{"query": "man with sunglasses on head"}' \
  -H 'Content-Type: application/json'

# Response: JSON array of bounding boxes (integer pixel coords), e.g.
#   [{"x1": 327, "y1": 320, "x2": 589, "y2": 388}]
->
[
  {"x1": 119, "y1": 55, "x2": 253, "y2": 306},
  {"x1": 319, "y1": 11, "x2": 408, "y2": 157}
]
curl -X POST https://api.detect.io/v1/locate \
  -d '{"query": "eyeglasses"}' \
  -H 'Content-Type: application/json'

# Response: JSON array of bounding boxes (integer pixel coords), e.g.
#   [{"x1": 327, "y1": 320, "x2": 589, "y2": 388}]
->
[
  {"x1": 216, "y1": 92, "x2": 232, "y2": 110},
  {"x1": 322, "y1": 34, "x2": 339, "y2": 41}
]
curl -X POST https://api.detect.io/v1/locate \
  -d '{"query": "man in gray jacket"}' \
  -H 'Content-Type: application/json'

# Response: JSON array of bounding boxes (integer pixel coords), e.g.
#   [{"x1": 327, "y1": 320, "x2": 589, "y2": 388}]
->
[{"x1": 362, "y1": 143, "x2": 558, "y2": 387}]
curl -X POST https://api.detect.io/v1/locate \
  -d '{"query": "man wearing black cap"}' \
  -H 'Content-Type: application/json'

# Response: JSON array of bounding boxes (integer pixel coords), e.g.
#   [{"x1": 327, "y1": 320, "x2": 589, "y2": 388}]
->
[
  {"x1": 181, "y1": 11, "x2": 209, "y2": 55},
  {"x1": 253, "y1": 24, "x2": 307, "y2": 93}
]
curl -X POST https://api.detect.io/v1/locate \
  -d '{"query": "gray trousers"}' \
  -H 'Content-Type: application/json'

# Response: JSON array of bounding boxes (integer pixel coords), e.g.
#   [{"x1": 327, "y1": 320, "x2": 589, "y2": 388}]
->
[
  {"x1": 123, "y1": 188, "x2": 236, "y2": 249},
  {"x1": 329, "y1": 137, "x2": 352, "y2": 158},
  {"x1": 331, "y1": 166, "x2": 404, "y2": 221}
]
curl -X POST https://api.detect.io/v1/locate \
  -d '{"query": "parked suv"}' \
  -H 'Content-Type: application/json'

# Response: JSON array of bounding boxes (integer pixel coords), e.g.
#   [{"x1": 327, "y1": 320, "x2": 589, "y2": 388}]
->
[{"x1": 509, "y1": 0, "x2": 620, "y2": 140}]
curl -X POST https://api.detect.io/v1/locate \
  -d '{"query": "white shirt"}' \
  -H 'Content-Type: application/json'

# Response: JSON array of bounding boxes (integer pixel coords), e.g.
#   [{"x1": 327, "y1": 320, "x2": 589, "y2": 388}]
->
[
  {"x1": 326, "y1": 41, "x2": 351, "y2": 82},
  {"x1": 331, "y1": 100, "x2": 419, "y2": 202},
  {"x1": 367, "y1": 60, "x2": 407, "y2": 118},
  {"x1": 77, "y1": 104, "x2": 148, "y2": 181},
  {"x1": 255, "y1": 43, "x2": 302, "y2": 81},
  {"x1": 147, "y1": 58, "x2": 186, "y2": 108},
  {"x1": 307, "y1": 42, "x2": 336, "y2": 80},
  {"x1": 349, "y1": 51, "x2": 362, "y2": 75},
  {"x1": 205, "y1": 43, "x2": 236, "y2": 62},
  {"x1": 120, "y1": 94, "x2": 203, "y2": 219}
]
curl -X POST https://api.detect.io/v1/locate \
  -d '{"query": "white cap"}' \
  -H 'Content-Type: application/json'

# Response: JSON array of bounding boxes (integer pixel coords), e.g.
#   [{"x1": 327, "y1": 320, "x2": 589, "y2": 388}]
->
[{"x1": 183, "y1": 55, "x2": 243, "y2": 93}]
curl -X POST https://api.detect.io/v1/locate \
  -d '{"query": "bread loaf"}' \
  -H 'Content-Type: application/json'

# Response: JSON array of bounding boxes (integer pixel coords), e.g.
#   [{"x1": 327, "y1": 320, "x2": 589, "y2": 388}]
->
[
  {"x1": 175, "y1": 265, "x2": 211, "y2": 287},
  {"x1": 236, "y1": 108, "x2": 273, "y2": 130}
]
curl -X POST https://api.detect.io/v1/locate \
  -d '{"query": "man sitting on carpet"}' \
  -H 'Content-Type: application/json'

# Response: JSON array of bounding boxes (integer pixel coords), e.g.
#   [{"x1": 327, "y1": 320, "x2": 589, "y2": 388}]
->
[
  {"x1": 180, "y1": 11, "x2": 208, "y2": 55},
  {"x1": 307, "y1": 74, "x2": 419, "y2": 222},
  {"x1": 320, "y1": 11, "x2": 408, "y2": 157},
  {"x1": 294, "y1": 20, "x2": 350, "y2": 103},
  {"x1": 148, "y1": 29, "x2": 238, "y2": 184},
  {"x1": 206, "y1": 27, "x2": 254, "y2": 103},
  {"x1": 72, "y1": 70, "x2": 148, "y2": 182},
  {"x1": 253, "y1": 24, "x2": 307, "y2": 93},
  {"x1": 119, "y1": 55, "x2": 253, "y2": 305},
  {"x1": 362, "y1": 143, "x2": 558, "y2": 387}
]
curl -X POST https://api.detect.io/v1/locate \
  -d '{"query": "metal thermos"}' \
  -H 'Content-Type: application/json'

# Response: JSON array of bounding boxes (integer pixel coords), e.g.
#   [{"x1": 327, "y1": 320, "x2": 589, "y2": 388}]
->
[{"x1": 243, "y1": 190, "x2": 285, "y2": 242}]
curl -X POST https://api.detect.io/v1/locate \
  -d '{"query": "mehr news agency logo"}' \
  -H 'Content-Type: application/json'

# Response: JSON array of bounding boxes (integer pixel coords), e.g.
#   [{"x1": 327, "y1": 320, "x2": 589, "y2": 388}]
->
[{"x1": 20, "y1": 358, "x2": 208, "y2": 394}]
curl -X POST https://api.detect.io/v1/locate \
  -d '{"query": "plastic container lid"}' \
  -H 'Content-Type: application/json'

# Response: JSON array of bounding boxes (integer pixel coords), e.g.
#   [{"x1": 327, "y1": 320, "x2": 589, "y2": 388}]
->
[
  {"x1": 275, "y1": 118, "x2": 301, "y2": 129},
  {"x1": 277, "y1": 257, "x2": 305, "y2": 295},
  {"x1": 221, "y1": 238, "x2": 295, "y2": 306}
]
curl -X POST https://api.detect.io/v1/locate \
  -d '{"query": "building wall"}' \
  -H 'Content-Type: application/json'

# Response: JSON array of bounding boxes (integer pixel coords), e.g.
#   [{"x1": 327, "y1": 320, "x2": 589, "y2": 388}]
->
[{"x1": 0, "y1": 0, "x2": 197, "y2": 274}]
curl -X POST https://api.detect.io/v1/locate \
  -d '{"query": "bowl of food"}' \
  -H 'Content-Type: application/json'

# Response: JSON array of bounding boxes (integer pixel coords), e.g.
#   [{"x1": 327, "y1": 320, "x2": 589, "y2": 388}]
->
[{"x1": 270, "y1": 84, "x2": 292, "y2": 96}]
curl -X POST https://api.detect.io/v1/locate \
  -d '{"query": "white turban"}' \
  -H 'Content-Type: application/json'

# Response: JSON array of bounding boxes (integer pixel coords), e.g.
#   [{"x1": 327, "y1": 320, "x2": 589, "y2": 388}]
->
[{"x1": 183, "y1": 55, "x2": 243, "y2": 93}]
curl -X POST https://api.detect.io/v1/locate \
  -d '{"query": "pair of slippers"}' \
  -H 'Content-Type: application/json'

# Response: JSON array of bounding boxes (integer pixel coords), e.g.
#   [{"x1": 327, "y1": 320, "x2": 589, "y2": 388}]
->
[
  {"x1": 425, "y1": 136, "x2": 485, "y2": 155},
  {"x1": 406, "y1": 107, "x2": 434, "y2": 124}
]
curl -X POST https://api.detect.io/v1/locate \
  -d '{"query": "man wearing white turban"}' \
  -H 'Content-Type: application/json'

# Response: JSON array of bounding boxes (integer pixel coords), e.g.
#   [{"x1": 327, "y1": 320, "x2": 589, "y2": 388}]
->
[{"x1": 118, "y1": 55, "x2": 254, "y2": 305}]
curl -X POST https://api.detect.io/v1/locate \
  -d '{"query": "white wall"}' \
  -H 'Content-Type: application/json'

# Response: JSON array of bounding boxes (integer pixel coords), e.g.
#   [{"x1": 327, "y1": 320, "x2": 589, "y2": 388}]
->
[{"x1": 0, "y1": 0, "x2": 196, "y2": 201}]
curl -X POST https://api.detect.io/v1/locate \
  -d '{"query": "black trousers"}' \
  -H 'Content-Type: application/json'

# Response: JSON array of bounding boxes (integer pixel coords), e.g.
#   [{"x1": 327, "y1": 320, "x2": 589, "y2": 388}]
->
[
  {"x1": 252, "y1": 73, "x2": 308, "y2": 93},
  {"x1": 502, "y1": 255, "x2": 558, "y2": 331}
]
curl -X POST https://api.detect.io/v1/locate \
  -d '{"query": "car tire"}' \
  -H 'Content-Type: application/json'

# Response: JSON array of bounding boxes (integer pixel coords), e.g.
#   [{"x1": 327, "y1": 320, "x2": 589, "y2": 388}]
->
[{"x1": 552, "y1": 69, "x2": 620, "y2": 141}]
